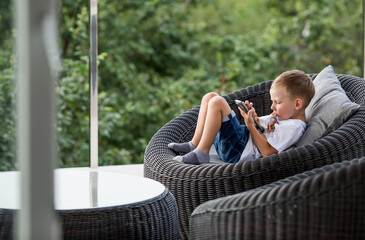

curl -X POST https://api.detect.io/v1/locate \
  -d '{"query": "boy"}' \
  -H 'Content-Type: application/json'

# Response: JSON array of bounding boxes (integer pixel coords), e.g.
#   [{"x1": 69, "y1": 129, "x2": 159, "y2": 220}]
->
[{"x1": 168, "y1": 70, "x2": 315, "y2": 164}]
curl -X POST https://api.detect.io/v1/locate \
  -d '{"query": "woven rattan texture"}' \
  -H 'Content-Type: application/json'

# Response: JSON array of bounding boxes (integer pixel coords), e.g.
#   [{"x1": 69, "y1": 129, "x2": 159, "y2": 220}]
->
[
  {"x1": 190, "y1": 158, "x2": 365, "y2": 240},
  {"x1": 143, "y1": 74, "x2": 365, "y2": 239},
  {"x1": 0, "y1": 189, "x2": 179, "y2": 239}
]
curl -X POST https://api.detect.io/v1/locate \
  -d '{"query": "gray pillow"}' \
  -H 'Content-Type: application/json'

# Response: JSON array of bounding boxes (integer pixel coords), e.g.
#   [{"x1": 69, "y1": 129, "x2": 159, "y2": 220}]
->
[{"x1": 296, "y1": 65, "x2": 360, "y2": 146}]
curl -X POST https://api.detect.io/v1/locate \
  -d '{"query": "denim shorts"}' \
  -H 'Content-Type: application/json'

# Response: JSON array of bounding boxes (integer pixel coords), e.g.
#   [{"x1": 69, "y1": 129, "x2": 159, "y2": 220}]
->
[{"x1": 213, "y1": 111, "x2": 249, "y2": 163}]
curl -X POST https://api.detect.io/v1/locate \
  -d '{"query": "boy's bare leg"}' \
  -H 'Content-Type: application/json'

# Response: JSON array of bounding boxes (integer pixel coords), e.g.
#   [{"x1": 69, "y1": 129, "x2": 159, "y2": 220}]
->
[
  {"x1": 196, "y1": 96, "x2": 232, "y2": 154},
  {"x1": 176, "y1": 96, "x2": 232, "y2": 164},
  {"x1": 168, "y1": 92, "x2": 219, "y2": 153},
  {"x1": 191, "y1": 92, "x2": 220, "y2": 146}
]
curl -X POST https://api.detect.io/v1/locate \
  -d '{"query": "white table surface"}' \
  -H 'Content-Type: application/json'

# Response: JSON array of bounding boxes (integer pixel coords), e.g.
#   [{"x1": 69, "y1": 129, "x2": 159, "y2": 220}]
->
[{"x1": 0, "y1": 169, "x2": 165, "y2": 210}]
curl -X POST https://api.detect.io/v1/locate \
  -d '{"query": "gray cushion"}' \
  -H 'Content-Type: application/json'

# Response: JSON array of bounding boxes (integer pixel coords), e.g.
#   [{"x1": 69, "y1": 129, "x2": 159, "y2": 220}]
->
[{"x1": 296, "y1": 65, "x2": 360, "y2": 146}]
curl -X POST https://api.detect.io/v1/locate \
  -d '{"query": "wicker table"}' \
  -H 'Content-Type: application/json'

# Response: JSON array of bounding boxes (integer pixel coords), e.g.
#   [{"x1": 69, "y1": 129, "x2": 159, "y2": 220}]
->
[{"x1": 0, "y1": 169, "x2": 179, "y2": 239}]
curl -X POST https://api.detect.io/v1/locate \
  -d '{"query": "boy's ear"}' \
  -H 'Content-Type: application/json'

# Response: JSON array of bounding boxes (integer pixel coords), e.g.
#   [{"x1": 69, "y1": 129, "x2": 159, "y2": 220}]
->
[{"x1": 295, "y1": 98, "x2": 303, "y2": 110}]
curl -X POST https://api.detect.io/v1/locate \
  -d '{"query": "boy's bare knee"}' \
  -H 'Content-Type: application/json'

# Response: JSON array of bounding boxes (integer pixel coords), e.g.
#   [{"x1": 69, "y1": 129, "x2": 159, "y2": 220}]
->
[
  {"x1": 208, "y1": 95, "x2": 224, "y2": 105},
  {"x1": 203, "y1": 92, "x2": 219, "y2": 102},
  {"x1": 208, "y1": 96, "x2": 231, "y2": 115}
]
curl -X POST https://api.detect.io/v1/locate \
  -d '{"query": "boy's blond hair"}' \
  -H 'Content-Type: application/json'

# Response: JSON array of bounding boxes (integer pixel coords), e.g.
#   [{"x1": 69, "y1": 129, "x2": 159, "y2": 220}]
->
[{"x1": 272, "y1": 70, "x2": 315, "y2": 108}]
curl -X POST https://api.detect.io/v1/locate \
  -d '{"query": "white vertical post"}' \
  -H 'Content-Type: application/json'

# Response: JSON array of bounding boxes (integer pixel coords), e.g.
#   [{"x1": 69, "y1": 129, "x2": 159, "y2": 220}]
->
[
  {"x1": 90, "y1": 0, "x2": 98, "y2": 168},
  {"x1": 16, "y1": 0, "x2": 61, "y2": 238}
]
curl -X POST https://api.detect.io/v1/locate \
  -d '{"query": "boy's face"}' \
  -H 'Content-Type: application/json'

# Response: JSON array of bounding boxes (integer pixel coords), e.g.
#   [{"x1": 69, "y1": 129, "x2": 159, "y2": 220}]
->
[{"x1": 270, "y1": 86, "x2": 300, "y2": 121}]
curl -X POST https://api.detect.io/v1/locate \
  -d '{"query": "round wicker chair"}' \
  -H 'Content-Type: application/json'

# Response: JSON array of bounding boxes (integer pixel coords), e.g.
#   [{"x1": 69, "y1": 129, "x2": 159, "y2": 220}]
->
[
  {"x1": 144, "y1": 74, "x2": 365, "y2": 239},
  {"x1": 189, "y1": 157, "x2": 365, "y2": 240}
]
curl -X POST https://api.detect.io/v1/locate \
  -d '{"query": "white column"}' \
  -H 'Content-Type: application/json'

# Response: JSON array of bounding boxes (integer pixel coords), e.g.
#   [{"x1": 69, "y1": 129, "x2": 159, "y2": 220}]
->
[
  {"x1": 16, "y1": 0, "x2": 61, "y2": 238},
  {"x1": 90, "y1": 0, "x2": 98, "y2": 168}
]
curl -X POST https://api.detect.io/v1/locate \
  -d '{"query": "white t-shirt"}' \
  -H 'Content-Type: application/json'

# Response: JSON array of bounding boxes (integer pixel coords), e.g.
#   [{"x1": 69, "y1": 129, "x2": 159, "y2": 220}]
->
[{"x1": 239, "y1": 115, "x2": 306, "y2": 162}]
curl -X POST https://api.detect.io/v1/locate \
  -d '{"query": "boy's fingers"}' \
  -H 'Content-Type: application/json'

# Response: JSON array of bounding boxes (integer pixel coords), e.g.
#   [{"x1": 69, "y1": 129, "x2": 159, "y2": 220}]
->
[
  {"x1": 251, "y1": 107, "x2": 257, "y2": 115},
  {"x1": 248, "y1": 109, "x2": 253, "y2": 117}
]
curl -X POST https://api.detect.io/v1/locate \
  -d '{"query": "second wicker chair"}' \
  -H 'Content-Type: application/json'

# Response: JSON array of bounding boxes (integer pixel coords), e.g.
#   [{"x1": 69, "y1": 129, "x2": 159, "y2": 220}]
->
[{"x1": 189, "y1": 158, "x2": 365, "y2": 240}]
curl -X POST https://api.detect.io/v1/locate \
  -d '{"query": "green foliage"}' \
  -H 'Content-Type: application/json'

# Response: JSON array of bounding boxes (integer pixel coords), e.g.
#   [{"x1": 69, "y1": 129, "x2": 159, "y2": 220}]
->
[
  {"x1": 265, "y1": 0, "x2": 362, "y2": 74},
  {"x1": 0, "y1": 37, "x2": 15, "y2": 171},
  {"x1": 57, "y1": 57, "x2": 90, "y2": 167},
  {"x1": 0, "y1": 0, "x2": 363, "y2": 170},
  {"x1": 0, "y1": 0, "x2": 12, "y2": 45},
  {"x1": 190, "y1": 0, "x2": 271, "y2": 36}
]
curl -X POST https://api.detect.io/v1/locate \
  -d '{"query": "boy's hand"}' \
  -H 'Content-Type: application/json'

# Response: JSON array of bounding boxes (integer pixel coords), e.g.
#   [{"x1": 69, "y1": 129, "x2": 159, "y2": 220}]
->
[
  {"x1": 244, "y1": 100, "x2": 253, "y2": 111},
  {"x1": 238, "y1": 101, "x2": 260, "y2": 128},
  {"x1": 238, "y1": 101, "x2": 278, "y2": 157}
]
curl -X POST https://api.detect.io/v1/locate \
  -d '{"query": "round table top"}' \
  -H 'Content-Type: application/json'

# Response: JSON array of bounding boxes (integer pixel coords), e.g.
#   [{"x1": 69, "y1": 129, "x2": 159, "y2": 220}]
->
[{"x1": 0, "y1": 169, "x2": 166, "y2": 210}]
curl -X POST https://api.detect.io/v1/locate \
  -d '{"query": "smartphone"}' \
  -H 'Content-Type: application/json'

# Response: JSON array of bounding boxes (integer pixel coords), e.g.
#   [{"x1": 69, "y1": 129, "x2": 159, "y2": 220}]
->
[
  {"x1": 235, "y1": 100, "x2": 249, "y2": 113},
  {"x1": 235, "y1": 100, "x2": 265, "y2": 134}
]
